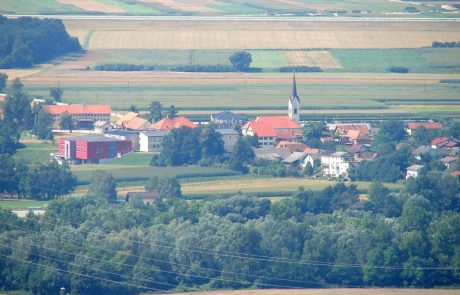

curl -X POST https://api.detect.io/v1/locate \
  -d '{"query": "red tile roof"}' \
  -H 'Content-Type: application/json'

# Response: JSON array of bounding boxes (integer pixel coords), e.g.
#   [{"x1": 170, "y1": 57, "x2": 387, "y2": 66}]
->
[
  {"x1": 245, "y1": 116, "x2": 301, "y2": 138},
  {"x1": 115, "y1": 112, "x2": 139, "y2": 127},
  {"x1": 125, "y1": 117, "x2": 150, "y2": 130},
  {"x1": 431, "y1": 137, "x2": 450, "y2": 145},
  {"x1": 149, "y1": 117, "x2": 196, "y2": 131},
  {"x1": 44, "y1": 104, "x2": 111, "y2": 115},
  {"x1": 304, "y1": 147, "x2": 320, "y2": 154},
  {"x1": 407, "y1": 122, "x2": 443, "y2": 130},
  {"x1": 452, "y1": 171, "x2": 460, "y2": 177},
  {"x1": 276, "y1": 141, "x2": 307, "y2": 152},
  {"x1": 336, "y1": 124, "x2": 370, "y2": 136}
]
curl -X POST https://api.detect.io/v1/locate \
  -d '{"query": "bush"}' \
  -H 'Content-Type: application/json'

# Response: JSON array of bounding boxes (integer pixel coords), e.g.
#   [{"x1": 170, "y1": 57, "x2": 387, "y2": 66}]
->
[
  {"x1": 229, "y1": 51, "x2": 252, "y2": 71},
  {"x1": 432, "y1": 41, "x2": 460, "y2": 48},
  {"x1": 388, "y1": 66, "x2": 409, "y2": 73}
]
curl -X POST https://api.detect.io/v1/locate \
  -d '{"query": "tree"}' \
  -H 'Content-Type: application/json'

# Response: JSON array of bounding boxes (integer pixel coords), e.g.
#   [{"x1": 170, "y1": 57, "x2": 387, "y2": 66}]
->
[
  {"x1": 3, "y1": 78, "x2": 32, "y2": 131},
  {"x1": 304, "y1": 162, "x2": 314, "y2": 176},
  {"x1": 229, "y1": 138, "x2": 255, "y2": 173},
  {"x1": 59, "y1": 112, "x2": 73, "y2": 132},
  {"x1": 87, "y1": 170, "x2": 117, "y2": 203},
  {"x1": 0, "y1": 72, "x2": 7, "y2": 91},
  {"x1": 157, "y1": 177, "x2": 182, "y2": 199},
  {"x1": 374, "y1": 120, "x2": 407, "y2": 146},
  {"x1": 32, "y1": 106, "x2": 53, "y2": 140},
  {"x1": 129, "y1": 104, "x2": 138, "y2": 113},
  {"x1": 0, "y1": 155, "x2": 19, "y2": 195},
  {"x1": 167, "y1": 105, "x2": 178, "y2": 119},
  {"x1": 200, "y1": 125, "x2": 224, "y2": 160},
  {"x1": 0, "y1": 118, "x2": 20, "y2": 155},
  {"x1": 229, "y1": 51, "x2": 252, "y2": 71},
  {"x1": 49, "y1": 86, "x2": 63, "y2": 102},
  {"x1": 145, "y1": 176, "x2": 159, "y2": 192},
  {"x1": 148, "y1": 101, "x2": 163, "y2": 123},
  {"x1": 302, "y1": 121, "x2": 327, "y2": 147},
  {"x1": 21, "y1": 161, "x2": 76, "y2": 200}
]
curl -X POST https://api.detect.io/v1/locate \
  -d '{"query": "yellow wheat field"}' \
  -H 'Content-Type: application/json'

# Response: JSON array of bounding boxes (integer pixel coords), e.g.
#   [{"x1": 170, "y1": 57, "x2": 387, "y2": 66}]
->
[
  {"x1": 57, "y1": 0, "x2": 125, "y2": 13},
  {"x1": 285, "y1": 51, "x2": 342, "y2": 69},
  {"x1": 64, "y1": 19, "x2": 460, "y2": 50}
]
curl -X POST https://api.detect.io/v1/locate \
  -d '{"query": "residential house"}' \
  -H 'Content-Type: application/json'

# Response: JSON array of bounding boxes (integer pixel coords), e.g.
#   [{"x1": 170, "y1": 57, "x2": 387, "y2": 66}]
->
[
  {"x1": 211, "y1": 111, "x2": 246, "y2": 126},
  {"x1": 126, "y1": 192, "x2": 160, "y2": 205},
  {"x1": 283, "y1": 152, "x2": 308, "y2": 167},
  {"x1": 276, "y1": 141, "x2": 307, "y2": 153},
  {"x1": 104, "y1": 130, "x2": 141, "y2": 151},
  {"x1": 439, "y1": 156, "x2": 459, "y2": 169},
  {"x1": 58, "y1": 134, "x2": 132, "y2": 164},
  {"x1": 254, "y1": 147, "x2": 292, "y2": 161},
  {"x1": 334, "y1": 123, "x2": 371, "y2": 145},
  {"x1": 321, "y1": 151, "x2": 353, "y2": 178},
  {"x1": 406, "y1": 122, "x2": 443, "y2": 136},
  {"x1": 114, "y1": 112, "x2": 139, "y2": 129},
  {"x1": 124, "y1": 117, "x2": 151, "y2": 131},
  {"x1": 93, "y1": 121, "x2": 112, "y2": 133},
  {"x1": 452, "y1": 171, "x2": 460, "y2": 177},
  {"x1": 44, "y1": 104, "x2": 111, "y2": 129},
  {"x1": 216, "y1": 129, "x2": 240, "y2": 152},
  {"x1": 139, "y1": 130, "x2": 169, "y2": 152},
  {"x1": 431, "y1": 137, "x2": 459, "y2": 149},
  {"x1": 406, "y1": 164, "x2": 424, "y2": 180},
  {"x1": 149, "y1": 117, "x2": 196, "y2": 131}
]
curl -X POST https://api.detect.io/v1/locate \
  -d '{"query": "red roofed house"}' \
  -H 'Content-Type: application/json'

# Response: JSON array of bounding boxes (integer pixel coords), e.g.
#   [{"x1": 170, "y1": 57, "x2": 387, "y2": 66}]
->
[
  {"x1": 44, "y1": 104, "x2": 111, "y2": 129},
  {"x1": 114, "y1": 112, "x2": 139, "y2": 128},
  {"x1": 431, "y1": 137, "x2": 459, "y2": 149},
  {"x1": 277, "y1": 141, "x2": 307, "y2": 152},
  {"x1": 334, "y1": 124, "x2": 371, "y2": 145},
  {"x1": 452, "y1": 171, "x2": 460, "y2": 177},
  {"x1": 148, "y1": 117, "x2": 196, "y2": 131},
  {"x1": 124, "y1": 117, "x2": 151, "y2": 131},
  {"x1": 242, "y1": 74, "x2": 302, "y2": 147},
  {"x1": 406, "y1": 122, "x2": 443, "y2": 136},
  {"x1": 58, "y1": 134, "x2": 132, "y2": 164}
]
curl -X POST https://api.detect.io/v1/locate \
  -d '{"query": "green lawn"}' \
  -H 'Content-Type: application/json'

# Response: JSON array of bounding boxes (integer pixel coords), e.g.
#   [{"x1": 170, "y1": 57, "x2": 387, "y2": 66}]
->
[
  {"x1": 13, "y1": 141, "x2": 56, "y2": 164},
  {"x1": 106, "y1": 152, "x2": 155, "y2": 166},
  {"x1": 250, "y1": 50, "x2": 288, "y2": 69},
  {"x1": 0, "y1": 200, "x2": 49, "y2": 209}
]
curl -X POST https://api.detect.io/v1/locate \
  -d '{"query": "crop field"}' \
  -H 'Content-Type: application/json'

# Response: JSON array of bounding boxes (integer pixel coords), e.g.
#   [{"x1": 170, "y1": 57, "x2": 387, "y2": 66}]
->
[
  {"x1": 164, "y1": 289, "x2": 460, "y2": 295},
  {"x1": 180, "y1": 177, "x2": 403, "y2": 196},
  {"x1": 63, "y1": 19, "x2": 460, "y2": 50},
  {"x1": 285, "y1": 51, "x2": 342, "y2": 69},
  {"x1": 0, "y1": 200, "x2": 49, "y2": 210},
  {"x1": 0, "y1": 0, "x2": 442, "y2": 15}
]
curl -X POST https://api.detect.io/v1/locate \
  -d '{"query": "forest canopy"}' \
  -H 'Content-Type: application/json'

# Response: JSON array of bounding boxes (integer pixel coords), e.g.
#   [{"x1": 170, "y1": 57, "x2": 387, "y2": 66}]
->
[{"x1": 0, "y1": 16, "x2": 81, "y2": 68}]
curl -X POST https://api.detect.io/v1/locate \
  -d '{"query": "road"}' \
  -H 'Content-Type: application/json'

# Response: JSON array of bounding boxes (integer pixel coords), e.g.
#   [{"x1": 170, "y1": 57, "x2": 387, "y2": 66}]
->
[{"x1": 4, "y1": 14, "x2": 460, "y2": 22}]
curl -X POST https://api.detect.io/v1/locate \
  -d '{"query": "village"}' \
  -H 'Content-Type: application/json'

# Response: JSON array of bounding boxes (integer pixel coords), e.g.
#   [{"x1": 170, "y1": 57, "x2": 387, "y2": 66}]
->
[{"x1": 37, "y1": 75, "x2": 460, "y2": 183}]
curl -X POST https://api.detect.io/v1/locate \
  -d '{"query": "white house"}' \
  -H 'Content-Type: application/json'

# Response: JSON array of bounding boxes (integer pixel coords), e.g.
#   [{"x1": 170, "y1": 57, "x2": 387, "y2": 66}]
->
[
  {"x1": 139, "y1": 131, "x2": 169, "y2": 152},
  {"x1": 216, "y1": 129, "x2": 240, "y2": 152},
  {"x1": 93, "y1": 121, "x2": 112, "y2": 133},
  {"x1": 321, "y1": 151, "x2": 353, "y2": 178},
  {"x1": 406, "y1": 164, "x2": 424, "y2": 180}
]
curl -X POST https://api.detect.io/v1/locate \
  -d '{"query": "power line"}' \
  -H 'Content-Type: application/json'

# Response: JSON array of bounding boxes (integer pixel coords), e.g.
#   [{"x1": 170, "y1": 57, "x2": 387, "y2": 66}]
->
[
  {"x1": 0, "y1": 252, "x2": 166, "y2": 293},
  {"x1": 0, "y1": 221, "x2": 334, "y2": 289}
]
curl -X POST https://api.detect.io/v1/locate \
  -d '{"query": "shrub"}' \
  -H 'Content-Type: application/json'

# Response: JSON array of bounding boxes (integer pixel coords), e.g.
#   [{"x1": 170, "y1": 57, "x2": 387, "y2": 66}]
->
[{"x1": 388, "y1": 66, "x2": 409, "y2": 73}]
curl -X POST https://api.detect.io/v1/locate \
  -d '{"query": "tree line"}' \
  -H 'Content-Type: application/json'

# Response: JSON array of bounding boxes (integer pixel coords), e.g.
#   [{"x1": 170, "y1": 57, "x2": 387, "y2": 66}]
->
[
  {"x1": 0, "y1": 16, "x2": 81, "y2": 68},
  {"x1": 0, "y1": 171, "x2": 459, "y2": 294}
]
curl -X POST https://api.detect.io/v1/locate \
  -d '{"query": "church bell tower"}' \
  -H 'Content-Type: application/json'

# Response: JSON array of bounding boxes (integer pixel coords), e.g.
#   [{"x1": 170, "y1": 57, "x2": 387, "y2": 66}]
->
[{"x1": 288, "y1": 73, "x2": 300, "y2": 123}]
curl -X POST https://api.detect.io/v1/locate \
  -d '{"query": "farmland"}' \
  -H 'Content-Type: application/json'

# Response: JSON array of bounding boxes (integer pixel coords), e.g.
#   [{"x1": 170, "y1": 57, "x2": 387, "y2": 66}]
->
[{"x1": 0, "y1": 0, "x2": 446, "y2": 16}]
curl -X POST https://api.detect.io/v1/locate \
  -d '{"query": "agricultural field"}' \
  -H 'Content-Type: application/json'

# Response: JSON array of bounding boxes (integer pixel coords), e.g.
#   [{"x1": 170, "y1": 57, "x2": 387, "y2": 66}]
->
[
  {"x1": 12, "y1": 141, "x2": 56, "y2": 163},
  {"x1": 0, "y1": 0, "x2": 447, "y2": 16},
  {"x1": 165, "y1": 289, "x2": 460, "y2": 295},
  {"x1": 0, "y1": 200, "x2": 49, "y2": 209}
]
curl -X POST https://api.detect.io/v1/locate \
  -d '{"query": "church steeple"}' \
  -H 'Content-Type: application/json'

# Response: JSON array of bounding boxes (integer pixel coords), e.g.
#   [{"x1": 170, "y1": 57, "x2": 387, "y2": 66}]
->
[{"x1": 288, "y1": 73, "x2": 301, "y2": 123}]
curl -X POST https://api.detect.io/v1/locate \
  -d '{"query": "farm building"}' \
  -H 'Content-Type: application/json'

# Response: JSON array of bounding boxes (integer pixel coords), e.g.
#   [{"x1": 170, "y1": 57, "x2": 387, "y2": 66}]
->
[
  {"x1": 58, "y1": 134, "x2": 132, "y2": 164},
  {"x1": 44, "y1": 104, "x2": 111, "y2": 129},
  {"x1": 149, "y1": 117, "x2": 196, "y2": 131},
  {"x1": 126, "y1": 192, "x2": 160, "y2": 205},
  {"x1": 139, "y1": 130, "x2": 169, "y2": 152},
  {"x1": 321, "y1": 151, "x2": 353, "y2": 178},
  {"x1": 93, "y1": 121, "x2": 112, "y2": 133}
]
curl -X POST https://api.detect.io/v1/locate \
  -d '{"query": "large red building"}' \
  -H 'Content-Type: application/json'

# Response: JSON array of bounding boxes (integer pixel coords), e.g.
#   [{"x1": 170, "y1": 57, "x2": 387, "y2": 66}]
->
[
  {"x1": 44, "y1": 104, "x2": 111, "y2": 129},
  {"x1": 58, "y1": 134, "x2": 132, "y2": 164}
]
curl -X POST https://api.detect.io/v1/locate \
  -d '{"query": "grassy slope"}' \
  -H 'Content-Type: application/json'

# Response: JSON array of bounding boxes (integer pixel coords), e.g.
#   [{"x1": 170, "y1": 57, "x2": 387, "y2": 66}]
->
[{"x1": 13, "y1": 141, "x2": 56, "y2": 163}]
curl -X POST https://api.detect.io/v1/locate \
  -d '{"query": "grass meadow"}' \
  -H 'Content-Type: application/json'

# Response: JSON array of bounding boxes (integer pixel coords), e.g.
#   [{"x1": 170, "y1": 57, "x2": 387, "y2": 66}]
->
[
  {"x1": 0, "y1": 200, "x2": 49, "y2": 209},
  {"x1": 13, "y1": 141, "x2": 56, "y2": 163}
]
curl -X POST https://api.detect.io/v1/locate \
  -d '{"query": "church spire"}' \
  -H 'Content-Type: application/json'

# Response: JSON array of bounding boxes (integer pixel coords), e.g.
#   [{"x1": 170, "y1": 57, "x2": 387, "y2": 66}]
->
[{"x1": 292, "y1": 72, "x2": 299, "y2": 102}]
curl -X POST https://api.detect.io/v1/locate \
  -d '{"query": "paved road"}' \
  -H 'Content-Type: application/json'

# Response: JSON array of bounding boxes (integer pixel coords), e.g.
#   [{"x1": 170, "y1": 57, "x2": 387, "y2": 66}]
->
[{"x1": 4, "y1": 14, "x2": 460, "y2": 22}]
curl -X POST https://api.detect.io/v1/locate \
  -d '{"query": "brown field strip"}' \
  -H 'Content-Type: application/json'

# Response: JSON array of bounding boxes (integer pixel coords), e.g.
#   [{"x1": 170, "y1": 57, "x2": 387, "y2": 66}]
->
[
  {"x1": 139, "y1": 0, "x2": 220, "y2": 13},
  {"x1": 64, "y1": 20, "x2": 460, "y2": 50},
  {"x1": 164, "y1": 288, "x2": 460, "y2": 295},
  {"x1": 57, "y1": 0, "x2": 124, "y2": 13},
  {"x1": 285, "y1": 51, "x2": 342, "y2": 68}
]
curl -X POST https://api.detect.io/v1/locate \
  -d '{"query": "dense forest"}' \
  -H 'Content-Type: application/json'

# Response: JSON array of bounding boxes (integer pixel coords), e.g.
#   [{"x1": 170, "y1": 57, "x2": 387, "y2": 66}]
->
[
  {"x1": 0, "y1": 173, "x2": 459, "y2": 294},
  {"x1": 0, "y1": 16, "x2": 81, "y2": 68}
]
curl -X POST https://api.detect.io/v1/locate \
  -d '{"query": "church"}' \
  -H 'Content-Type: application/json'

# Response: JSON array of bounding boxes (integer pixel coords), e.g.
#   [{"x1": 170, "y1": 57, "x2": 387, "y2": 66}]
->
[{"x1": 242, "y1": 74, "x2": 303, "y2": 147}]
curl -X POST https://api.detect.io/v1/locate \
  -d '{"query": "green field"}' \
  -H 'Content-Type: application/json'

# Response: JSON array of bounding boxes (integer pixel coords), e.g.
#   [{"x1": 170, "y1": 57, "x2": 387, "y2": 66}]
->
[
  {"x1": 0, "y1": 200, "x2": 49, "y2": 209},
  {"x1": 105, "y1": 152, "x2": 155, "y2": 166},
  {"x1": 95, "y1": 48, "x2": 460, "y2": 74},
  {"x1": 330, "y1": 48, "x2": 460, "y2": 73},
  {"x1": 24, "y1": 81, "x2": 460, "y2": 111},
  {"x1": 13, "y1": 141, "x2": 56, "y2": 163}
]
